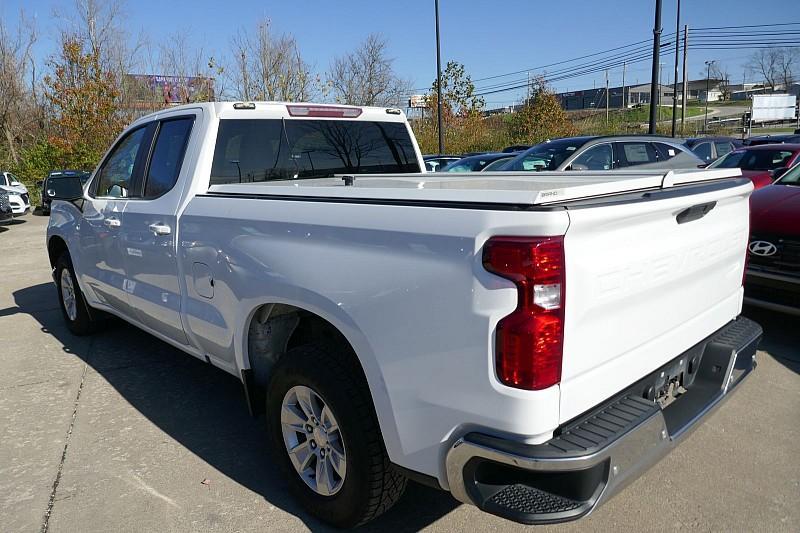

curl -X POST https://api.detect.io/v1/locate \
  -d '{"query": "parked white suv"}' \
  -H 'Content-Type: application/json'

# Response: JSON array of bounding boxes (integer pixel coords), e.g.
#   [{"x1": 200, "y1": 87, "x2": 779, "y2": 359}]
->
[
  {"x1": 0, "y1": 171, "x2": 31, "y2": 215},
  {"x1": 46, "y1": 102, "x2": 762, "y2": 528}
]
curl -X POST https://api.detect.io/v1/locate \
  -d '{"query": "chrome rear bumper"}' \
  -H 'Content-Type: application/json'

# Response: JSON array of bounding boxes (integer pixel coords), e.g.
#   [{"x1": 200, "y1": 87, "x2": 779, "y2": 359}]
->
[{"x1": 445, "y1": 316, "x2": 762, "y2": 524}]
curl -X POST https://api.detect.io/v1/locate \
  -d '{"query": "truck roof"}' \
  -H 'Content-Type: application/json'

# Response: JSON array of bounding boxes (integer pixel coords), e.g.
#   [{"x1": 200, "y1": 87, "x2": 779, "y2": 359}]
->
[
  {"x1": 132, "y1": 101, "x2": 409, "y2": 126},
  {"x1": 208, "y1": 168, "x2": 744, "y2": 206}
]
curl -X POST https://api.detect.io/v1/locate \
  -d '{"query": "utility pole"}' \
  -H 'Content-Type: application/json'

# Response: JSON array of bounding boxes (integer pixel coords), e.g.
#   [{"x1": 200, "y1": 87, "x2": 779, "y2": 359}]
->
[
  {"x1": 622, "y1": 61, "x2": 627, "y2": 109},
  {"x1": 605, "y1": 70, "x2": 610, "y2": 125},
  {"x1": 671, "y1": 0, "x2": 681, "y2": 137},
  {"x1": 704, "y1": 60, "x2": 715, "y2": 133},
  {"x1": 435, "y1": 0, "x2": 444, "y2": 154},
  {"x1": 648, "y1": 0, "x2": 663, "y2": 134},
  {"x1": 659, "y1": 62, "x2": 665, "y2": 123},
  {"x1": 681, "y1": 25, "x2": 688, "y2": 135},
  {"x1": 527, "y1": 71, "x2": 532, "y2": 101}
]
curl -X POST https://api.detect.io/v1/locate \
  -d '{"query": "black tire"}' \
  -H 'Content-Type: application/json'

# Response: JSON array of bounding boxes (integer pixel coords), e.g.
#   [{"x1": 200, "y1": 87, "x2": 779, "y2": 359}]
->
[
  {"x1": 55, "y1": 252, "x2": 101, "y2": 336},
  {"x1": 266, "y1": 341, "x2": 406, "y2": 528}
]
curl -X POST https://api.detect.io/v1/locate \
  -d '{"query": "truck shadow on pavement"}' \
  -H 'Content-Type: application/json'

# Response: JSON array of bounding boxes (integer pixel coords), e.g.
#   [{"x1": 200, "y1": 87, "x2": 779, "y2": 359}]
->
[
  {"x1": 742, "y1": 306, "x2": 800, "y2": 374},
  {"x1": 10, "y1": 282, "x2": 459, "y2": 532}
]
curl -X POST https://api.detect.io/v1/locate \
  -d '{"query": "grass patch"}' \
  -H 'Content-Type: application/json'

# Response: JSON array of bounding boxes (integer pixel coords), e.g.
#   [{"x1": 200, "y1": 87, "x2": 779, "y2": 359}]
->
[{"x1": 621, "y1": 105, "x2": 704, "y2": 122}]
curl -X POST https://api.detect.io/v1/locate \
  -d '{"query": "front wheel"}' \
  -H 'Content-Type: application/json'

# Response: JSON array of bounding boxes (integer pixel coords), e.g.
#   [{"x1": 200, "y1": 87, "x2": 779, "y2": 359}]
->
[
  {"x1": 266, "y1": 341, "x2": 406, "y2": 528},
  {"x1": 55, "y1": 252, "x2": 102, "y2": 335}
]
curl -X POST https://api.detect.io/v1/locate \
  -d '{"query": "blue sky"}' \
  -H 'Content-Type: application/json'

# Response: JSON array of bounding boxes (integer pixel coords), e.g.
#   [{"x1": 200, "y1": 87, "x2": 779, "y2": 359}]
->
[{"x1": 3, "y1": 0, "x2": 798, "y2": 106}]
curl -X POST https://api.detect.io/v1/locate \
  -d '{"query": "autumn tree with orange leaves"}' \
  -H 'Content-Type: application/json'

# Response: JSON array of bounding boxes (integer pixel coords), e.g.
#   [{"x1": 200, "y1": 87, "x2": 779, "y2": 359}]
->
[
  {"x1": 44, "y1": 36, "x2": 126, "y2": 169},
  {"x1": 508, "y1": 78, "x2": 577, "y2": 145}
]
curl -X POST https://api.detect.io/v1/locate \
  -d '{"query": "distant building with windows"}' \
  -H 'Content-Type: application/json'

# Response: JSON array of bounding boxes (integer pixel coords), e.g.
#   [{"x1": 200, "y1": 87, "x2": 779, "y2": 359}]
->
[{"x1": 554, "y1": 78, "x2": 724, "y2": 110}]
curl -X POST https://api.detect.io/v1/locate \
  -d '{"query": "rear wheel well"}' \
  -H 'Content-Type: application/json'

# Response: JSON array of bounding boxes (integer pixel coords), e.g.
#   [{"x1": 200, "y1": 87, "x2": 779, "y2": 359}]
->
[
  {"x1": 245, "y1": 304, "x2": 366, "y2": 415},
  {"x1": 48, "y1": 236, "x2": 69, "y2": 270}
]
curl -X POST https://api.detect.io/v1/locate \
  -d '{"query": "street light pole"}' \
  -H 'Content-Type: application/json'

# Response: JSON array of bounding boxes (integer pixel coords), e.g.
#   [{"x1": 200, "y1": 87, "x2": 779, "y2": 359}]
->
[
  {"x1": 671, "y1": 0, "x2": 681, "y2": 137},
  {"x1": 704, "y1": 60, "x2": 715, "y2": 133},
  {"x1": 658, "y1": 62, "x2": 664, "y2": 123},
  {"x1": 435, "y1": 0, "x2": 444, "y2": 154},
  {"x1": 648, "y1": 0, "x2": 663, "y2": 134}
]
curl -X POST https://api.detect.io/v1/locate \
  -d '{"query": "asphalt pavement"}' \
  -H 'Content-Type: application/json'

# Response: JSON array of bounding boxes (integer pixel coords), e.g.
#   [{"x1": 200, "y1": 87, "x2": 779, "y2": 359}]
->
[{"x1": 1, "y1": 214, "x2": 798, "y2": 532}]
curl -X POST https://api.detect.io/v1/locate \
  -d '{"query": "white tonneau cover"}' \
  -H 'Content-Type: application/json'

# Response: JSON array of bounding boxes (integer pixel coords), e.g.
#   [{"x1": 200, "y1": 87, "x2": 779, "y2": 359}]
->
[{"x1": 208, "y1": 169, "x2": 744, "y2": 206}]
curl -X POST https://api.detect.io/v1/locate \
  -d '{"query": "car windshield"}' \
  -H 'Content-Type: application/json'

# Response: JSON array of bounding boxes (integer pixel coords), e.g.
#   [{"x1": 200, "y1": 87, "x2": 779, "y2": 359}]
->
[
  {"x1": 710, "y1": 149, "x2": 794, "y2": 171},
  {"x1": 444, "y1": 156, "x2": 504, "y2": 172},
  {"x1": 502, "y1": 138, "x2": 591, "y2": 171},
  {"x1": 778, "y1": 164, "x2": 800, "y2": 185},
  {"x1": 482, "y1": 157, "x2": 513, "y2": 171}
]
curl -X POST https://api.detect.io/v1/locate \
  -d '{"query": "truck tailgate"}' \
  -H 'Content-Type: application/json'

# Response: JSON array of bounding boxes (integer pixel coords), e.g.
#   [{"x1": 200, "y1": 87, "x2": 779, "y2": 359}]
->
[{"x1": 559, "y1": 178, "x2": 752, "y2": 423}]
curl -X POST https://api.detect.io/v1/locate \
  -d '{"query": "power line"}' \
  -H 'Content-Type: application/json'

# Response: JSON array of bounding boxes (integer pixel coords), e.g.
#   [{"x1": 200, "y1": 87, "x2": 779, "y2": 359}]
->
[
  {"x1": 690, "y1": 22, "x2": 800, "y2": 31},
  {"x1": 409, "y1": 21, "x2": 800, "y2": 100},
  {"x1": 472, "y1": 42, "x2": 671, "y2": 94},
  {"x1": 409, "y1": 31, "x2": 677, "y2": 92},
  {"x1": 469, "y1": 34, "x2": 674, "y2": 83}
]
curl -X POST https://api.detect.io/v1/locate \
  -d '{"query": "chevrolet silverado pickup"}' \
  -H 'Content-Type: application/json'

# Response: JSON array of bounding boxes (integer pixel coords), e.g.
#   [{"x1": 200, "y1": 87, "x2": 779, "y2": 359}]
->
[{"x1": 46, "y1": 101, "x2": 762, "y2": 528}]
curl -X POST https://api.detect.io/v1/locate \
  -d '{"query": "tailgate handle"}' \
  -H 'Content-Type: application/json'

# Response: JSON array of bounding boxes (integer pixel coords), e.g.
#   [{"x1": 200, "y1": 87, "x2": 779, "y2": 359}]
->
[{"x1": 676, "y1": 201, "x2": 716, "y2": 224}]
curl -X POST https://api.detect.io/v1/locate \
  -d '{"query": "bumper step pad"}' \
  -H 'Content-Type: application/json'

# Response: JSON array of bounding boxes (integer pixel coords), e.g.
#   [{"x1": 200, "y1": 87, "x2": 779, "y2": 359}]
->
[
  {"x1": 488, "y1": 484, "x2": 582, "y2": 515},
  {"x1": 447, "y1": 317, "x2": 763, "y2": 525}
]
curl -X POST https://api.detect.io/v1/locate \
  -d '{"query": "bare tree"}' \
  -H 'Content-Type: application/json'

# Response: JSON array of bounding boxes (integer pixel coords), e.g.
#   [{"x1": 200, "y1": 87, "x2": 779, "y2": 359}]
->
[
  {"x1": 327, "y1": 34, "x2": 410, "y2": 107},
  {"x1": 0, "y1": 12, "x2": 38, "y2": 164},
  {"x1": 55, "y1": 0, "x2": 146, "y2": 115},
  {"x1": 158, "y1": 31, "x2": 217, "y2": 103},
  {"x1": 776, "y1": 48, "x2": 798, "y2": 88},
  {"x1": 746, "y1": 48, "x2": 798, "y2": 91},
  {"x1": 708, "y1": 62, "x2": 731, "y2": 100},
  {"x1": 229, "y1": 18, "x2": 315, "y2": 102}
]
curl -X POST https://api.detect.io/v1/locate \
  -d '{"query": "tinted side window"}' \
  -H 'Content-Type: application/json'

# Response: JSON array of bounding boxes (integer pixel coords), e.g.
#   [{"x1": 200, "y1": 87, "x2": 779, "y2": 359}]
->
[
  {"x1": 210, "y1": 119, "x2": 420, "y2": 186},
  {"x1": 144, "y1": 118, "x2": 194, "y2": 198},
  {"x1": 653, "y1": 142, "x2": 679, "y2": 160},
  {"x1": 615, "y1": 142, "x2": 657, "y2": 167},
  {"x1": 95, "y1": 127, "x2": 147, "y2": 198},
  {"x1": 693, "y1": 142, "x2": 713, "y2": 162},
  {"x1": 714, "y1": 142, "x2": 733, "y2": 158},
  {"x1": 571, "y1": 144, "x2": 612, "y2": 170}
]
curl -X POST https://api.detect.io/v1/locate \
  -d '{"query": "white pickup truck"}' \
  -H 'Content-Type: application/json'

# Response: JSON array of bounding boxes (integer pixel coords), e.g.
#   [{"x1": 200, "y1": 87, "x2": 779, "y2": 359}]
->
[{"x1": 46, "y1": 101, "x2": 762, "y2": 527}]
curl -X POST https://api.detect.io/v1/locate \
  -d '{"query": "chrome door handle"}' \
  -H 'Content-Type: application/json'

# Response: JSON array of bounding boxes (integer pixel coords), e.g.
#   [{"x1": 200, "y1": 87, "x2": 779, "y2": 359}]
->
[
  {"x1": 149, "y1": 223, "x2": 172, "y2": 236},
  {"x1": 104, "y1": 217, "x2": 121, "y2": 228}
]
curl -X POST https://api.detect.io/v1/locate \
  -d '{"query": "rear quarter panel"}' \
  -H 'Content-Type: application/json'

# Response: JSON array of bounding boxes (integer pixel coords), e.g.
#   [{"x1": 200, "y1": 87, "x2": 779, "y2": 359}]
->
[{"x1": 178, "y1": 196, "x2": 570, "y2": 486}]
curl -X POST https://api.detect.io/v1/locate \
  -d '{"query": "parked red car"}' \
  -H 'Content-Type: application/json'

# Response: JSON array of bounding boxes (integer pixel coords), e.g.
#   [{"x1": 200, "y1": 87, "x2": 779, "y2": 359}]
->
[
  {"x1": 709, "y1": 144, "x2": 800, "y2": 190},
  {"x1": 745, "y1": 163, "x2": 800, "y2": 315}
]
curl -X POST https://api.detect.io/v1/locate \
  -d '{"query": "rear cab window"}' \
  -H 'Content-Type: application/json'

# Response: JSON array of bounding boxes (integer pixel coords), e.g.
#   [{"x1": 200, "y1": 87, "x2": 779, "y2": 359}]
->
[{"x1": 210, "y1": 119, "x2": 420, "y2": 186}]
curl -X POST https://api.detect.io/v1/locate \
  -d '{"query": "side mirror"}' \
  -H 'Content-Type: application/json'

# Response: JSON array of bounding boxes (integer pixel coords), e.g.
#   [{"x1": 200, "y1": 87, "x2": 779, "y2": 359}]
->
[
  {"x1": 570, "y1": 163, "x2": 589, "y2": 171},
  {"x1": 46, "y1": 176, "x2": 84, "y2": 201},
  {"x1": 36, "y1": 180, "x2": 43, "y2": 188},
  {"x1": 697, "y1": 163, "x2": 709, "y2": 169}
]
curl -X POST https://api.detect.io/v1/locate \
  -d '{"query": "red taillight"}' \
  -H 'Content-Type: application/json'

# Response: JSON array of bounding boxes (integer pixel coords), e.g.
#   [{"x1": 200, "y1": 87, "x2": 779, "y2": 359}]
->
[
  {"x1": 743, "y1": 214, "x2": 751, "y2": 287},
  {"x1": 286, "y1": 105, "x2": 362, "y2": 118},
  {"x1": 483, "y1": 236, "x2": 565, "y2": 390}
]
